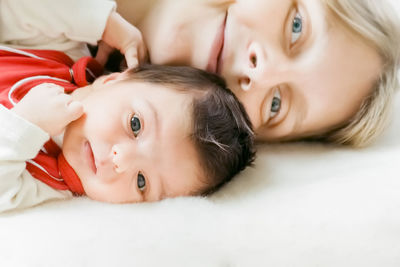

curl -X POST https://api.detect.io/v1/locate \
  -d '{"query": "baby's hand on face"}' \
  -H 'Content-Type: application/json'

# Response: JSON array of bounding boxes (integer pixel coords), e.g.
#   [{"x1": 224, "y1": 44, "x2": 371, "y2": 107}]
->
[
  {"x1": 97, "y1": 11, "x2": 147, "y2": 68},
  {"x1": 11, "y1": 83, "x2": 84, "y2": 136}
]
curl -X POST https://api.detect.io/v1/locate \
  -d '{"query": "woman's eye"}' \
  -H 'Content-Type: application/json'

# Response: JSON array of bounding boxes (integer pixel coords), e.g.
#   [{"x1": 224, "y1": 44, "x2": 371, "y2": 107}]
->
[
  {"x1": 130, "y1": 114, "x2": 141, "y2": 137},
  {"x1": 291, "y1": 12, "x2": 303, "y2": 44},
  {"x1": 270, "y1": 90, "x2": 281, "y2": 119},
  {"x1": 137, "y1": 173, "x2": 146, "y2": 192}
]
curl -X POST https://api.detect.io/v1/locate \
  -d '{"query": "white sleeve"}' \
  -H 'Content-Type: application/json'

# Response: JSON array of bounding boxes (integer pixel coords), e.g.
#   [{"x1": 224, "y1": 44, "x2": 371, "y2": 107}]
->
[
  {"x1": 0, "y1": 0, "x2": 116, "y2": 44},
  {"x1": 0, "y1": 0, "x2": 116, "y2": 60},
  {"x1": 0, "y1": 105, "x2": 72, "y2": 213}
]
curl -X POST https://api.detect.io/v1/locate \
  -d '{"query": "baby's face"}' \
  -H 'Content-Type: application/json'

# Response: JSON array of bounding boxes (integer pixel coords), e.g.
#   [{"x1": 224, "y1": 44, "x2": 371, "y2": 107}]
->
[{"x1": 62, "y1": 75, "x2": 203, "y2": 203}]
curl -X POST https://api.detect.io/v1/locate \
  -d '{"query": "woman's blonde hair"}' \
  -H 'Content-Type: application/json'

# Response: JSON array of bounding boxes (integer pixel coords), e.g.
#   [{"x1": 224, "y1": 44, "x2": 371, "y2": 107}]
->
[{"x1": 320, "y1": 0, "x2": 400, "y2": 147}]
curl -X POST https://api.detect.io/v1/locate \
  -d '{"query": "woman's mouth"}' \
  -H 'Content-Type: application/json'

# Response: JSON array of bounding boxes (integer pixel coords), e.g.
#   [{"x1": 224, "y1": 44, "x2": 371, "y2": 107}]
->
[
  {"x1": 84, "y1": 141, "x2": 97, "y2": 174},
  {"x1": 206, "y1": 12, "x2": 227, "y2": 74}
]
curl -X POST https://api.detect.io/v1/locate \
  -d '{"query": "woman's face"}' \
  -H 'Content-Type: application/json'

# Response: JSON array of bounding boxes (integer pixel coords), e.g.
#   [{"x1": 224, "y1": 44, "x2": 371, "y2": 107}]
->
[{"x1": 139, "y1": 0, "x2": 382, "y2": 141}]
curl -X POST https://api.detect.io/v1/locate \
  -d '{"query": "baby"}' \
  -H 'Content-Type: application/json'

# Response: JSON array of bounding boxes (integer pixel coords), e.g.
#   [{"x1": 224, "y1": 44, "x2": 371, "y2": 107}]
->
[
  {"x1": 0, "y1": 1, "x2": 255, "y2": 212},
  {"x1": 0, "y1": 46, "x2": 255, "y2": 212}
]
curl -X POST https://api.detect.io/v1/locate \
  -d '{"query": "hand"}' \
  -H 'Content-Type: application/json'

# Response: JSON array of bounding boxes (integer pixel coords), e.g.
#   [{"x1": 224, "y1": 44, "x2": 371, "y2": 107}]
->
[
  {"x1": 99, "y1": 12, "x2": 147, "y2": 68},
  {"x1": 11, "y1": 83, "x2": 84, "y2": 136}
]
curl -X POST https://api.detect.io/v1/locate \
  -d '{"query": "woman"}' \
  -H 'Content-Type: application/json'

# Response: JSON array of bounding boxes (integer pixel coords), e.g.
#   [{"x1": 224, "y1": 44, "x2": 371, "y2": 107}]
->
[{"x1": 116, "y1": 0, "x2": 400, "y2": 147}]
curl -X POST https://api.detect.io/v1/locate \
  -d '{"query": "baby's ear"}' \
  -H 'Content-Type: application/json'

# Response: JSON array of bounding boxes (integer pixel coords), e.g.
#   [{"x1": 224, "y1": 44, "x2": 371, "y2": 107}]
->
[
  {"x1": 91, "y1": 72, "x2": 123, "y2": 91},
  {"x1": 101, "y1": 72, "x2": 124, "y2": 84}
]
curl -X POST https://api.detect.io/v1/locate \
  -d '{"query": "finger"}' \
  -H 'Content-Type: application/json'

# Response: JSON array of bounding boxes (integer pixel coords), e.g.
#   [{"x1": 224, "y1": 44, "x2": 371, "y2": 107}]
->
[
  {"x1": 33, "y1": 83, "x2": 64, "y2": 94},
  {"x1": 124, "y1": 47, "x2": 139, "y2": 68},
  {"x1": 95, "y1": 41, "x2": 114, "y2": 66},
  {"x1": 138, "y1": 42, "x2": 148, "y2": 64},
  {"x1": 66, "y1": 101, "x2": 84, "y2": 122},
  {"x1": 126, "y1": 57, "x2": 139, "y2": 68},
  {"x1": 56, "y1": 92, "x2": 73, "y2": 105},
  {"x1": 41, "y1": 82, "x2": 62, "y2": 88},
  {"x1": 95, "y1": 51, "x2": 108, "y2": 67},
  {"x1": 51, "y1": 84, "x2": 65, "y2": 95}
]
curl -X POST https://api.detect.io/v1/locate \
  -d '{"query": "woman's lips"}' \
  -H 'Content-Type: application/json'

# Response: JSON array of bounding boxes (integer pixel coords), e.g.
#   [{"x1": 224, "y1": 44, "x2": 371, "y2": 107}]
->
[
  {"x1": 84, "y1": 141, "x2": 97, "y2": 174},
  {"x1": 206, "y1": 12, "x2": 227, "y2": 74}
]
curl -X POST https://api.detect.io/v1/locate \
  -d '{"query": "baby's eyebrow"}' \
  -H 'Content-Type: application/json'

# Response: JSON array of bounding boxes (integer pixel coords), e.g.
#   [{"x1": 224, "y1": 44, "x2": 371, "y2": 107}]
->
[
  {"x1": 144, "y1": 99, "x2": 160, "y2": 139},
  {"x1": 147, "y1": 172, "x2": 165, "y2": 202},
  {"x1": 157, "y1": 174, "x2": 166, "y2": 200}
]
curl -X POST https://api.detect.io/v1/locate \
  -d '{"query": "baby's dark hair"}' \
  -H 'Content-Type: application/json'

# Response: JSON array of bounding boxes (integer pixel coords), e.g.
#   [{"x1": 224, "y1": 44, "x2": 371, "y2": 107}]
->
[{"x1": 123, "y1": 64, "x2": 255, "y2": 195}]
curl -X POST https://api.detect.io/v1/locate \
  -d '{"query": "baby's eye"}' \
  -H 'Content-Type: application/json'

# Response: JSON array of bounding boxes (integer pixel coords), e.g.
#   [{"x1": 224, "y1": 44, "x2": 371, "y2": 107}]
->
[
  {"x1": 137, "y1": 173, "x2": 146, "y2": 192},
  {"x1": 291, "y1": 12, "x2": 303, "y2": 44},
  {"x1": 130, "y1": 114, "x2": 141, "y2": 137},
  {"x1": 250, "y1": 54, "x2": 257, "y2": 68},
  {"x1": 270, "y1": 89, "x2": 281, "y2": 119}
]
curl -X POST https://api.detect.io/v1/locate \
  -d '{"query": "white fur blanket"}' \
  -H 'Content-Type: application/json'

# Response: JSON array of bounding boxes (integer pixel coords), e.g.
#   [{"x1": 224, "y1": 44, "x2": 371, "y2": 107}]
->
[{"x1": 0, "y1": 90, "x2": 399, "y2": 267}]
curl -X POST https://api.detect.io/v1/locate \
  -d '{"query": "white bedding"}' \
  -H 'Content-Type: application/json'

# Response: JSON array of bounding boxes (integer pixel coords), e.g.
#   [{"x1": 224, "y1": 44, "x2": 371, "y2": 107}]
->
[
  {"x1": 1, "y1": 6, "x2": 400, "y2": 267},
  {"x1": 0, "y1": 92, "x2": 398, "y2": 267}
]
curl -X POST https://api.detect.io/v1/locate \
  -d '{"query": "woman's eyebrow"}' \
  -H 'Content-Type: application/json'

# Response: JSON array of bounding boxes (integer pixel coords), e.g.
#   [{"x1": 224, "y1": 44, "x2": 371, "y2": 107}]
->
[
  {"x1": 289, "y1": 86, "x2": 308, "y2": 136},
  {"x1": 301, "y1": 0, "x2": 330, "y2": 57},
  {"x1": 298, "y1": 3, "x2": 314, "y2": 55},
  {"x1": 280, "y1": 1, "x2": 295, "y2": 50}
]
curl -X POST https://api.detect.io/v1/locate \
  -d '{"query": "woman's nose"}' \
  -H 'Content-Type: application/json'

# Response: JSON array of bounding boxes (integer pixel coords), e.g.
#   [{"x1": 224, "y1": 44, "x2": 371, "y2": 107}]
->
[
  {"x1": 238, "y1": 42, "x2": 286, "y2": 92},
  {"x1": 111, "y1": 143, "x2": 134, "y2": 173},
  {"x1": 238, "y1": 42, "x2": 265, "y2": 91}
]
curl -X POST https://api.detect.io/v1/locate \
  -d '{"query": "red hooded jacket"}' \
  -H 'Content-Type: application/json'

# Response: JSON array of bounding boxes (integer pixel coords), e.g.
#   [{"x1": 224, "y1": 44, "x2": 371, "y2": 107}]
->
[{"x1": 0, "y1": 46, "x2": 103, "y2": 195}]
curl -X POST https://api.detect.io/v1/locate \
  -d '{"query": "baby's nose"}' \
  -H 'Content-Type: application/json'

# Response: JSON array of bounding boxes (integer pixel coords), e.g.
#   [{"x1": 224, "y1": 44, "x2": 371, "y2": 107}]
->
[{"x1": 111, "y1": 144, "x2": 132, "y2": 173}]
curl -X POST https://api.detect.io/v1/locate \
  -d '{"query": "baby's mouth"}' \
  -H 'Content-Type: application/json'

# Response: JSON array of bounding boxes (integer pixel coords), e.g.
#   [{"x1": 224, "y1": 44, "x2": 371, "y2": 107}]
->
[{"x1": 84, "y1": 141, "x2": 97, "y2": 174}]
